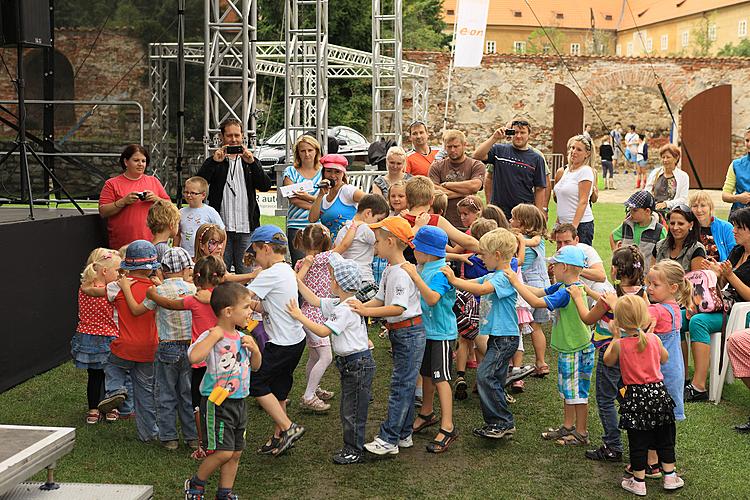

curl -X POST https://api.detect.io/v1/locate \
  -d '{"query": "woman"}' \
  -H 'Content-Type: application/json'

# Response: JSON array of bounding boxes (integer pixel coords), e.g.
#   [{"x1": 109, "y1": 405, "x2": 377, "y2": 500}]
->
[
  {"x1": 645, "y1": 143, "x2": 690, "y2": 220},
  {"x1": 553, "y1": 134, "x2": 595, "y2": 246},
  {"x1": 371, "y1": 146, "x2": 411, "y2": 199},
  {"x1": 686, "y1": 208, "x2": 750, "y2": 402},
  {"x1": 652, "y1": 206, "x2": 706, "y2": 273},
  {"x1": 308, "y1": 154, "x2": 366, "y2": 240},
  {"x1": 727, "y1": 326, "x2": 750, "y2": 432},
  {"x1": 690, "y1": 191, "x2": 736, "y2": 264},
  {"x1": 98, "y1": 144, "x2": 170, "y2": 250},
  {"x1": 283, "y1": 135, "x2": 323, "y2": 266}
]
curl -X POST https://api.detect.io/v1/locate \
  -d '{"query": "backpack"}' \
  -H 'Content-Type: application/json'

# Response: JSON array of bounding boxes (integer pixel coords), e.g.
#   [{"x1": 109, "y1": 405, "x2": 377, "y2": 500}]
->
[
  {"x1": 685, "y1": 270, "x2": 724, "y2": 313},
  {"x1": 367, "y1": 138, "x2": 397, "y2": 170}
]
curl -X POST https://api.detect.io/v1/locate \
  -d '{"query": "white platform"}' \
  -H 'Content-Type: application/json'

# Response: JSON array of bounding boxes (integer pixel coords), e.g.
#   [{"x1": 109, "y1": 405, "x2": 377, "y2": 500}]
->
[{"x1": 0, "y1": 483, "x2": 153, "y2": 499}]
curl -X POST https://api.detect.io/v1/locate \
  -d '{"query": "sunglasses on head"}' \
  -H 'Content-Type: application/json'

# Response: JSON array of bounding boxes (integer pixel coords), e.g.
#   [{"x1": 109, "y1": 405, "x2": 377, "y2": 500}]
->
[{"x1": 670, "y1": 204, "x2": 691, "y2": 214}]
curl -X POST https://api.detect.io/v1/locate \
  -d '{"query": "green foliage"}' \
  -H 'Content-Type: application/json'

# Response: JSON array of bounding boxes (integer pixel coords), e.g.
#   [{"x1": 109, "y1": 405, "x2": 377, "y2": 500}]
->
[
  {"x1": 691, "y1": 13, "x2": 716, "y2": 56},
  {"x1": 718, "y1": 39, "x2": 750, "y2": 56},
  {"x1": 403, "y1": 0, "x2": 451, "y2": 50},
  {"x1": 527, "y1": 27, "x2": 566, "y2": 54}
]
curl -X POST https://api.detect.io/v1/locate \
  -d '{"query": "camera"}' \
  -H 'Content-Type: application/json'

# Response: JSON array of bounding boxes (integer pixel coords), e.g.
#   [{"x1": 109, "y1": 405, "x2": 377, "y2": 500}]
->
[
  {"x1": 504, "y1": 129, "x2": 516, "y2": 136},
  {"x1": 137, "y1": 192, "x2": 147, "y2": 201},
  {"x1": 225, "y1": 145, "x2": 244, "y2": 155},
  {"x1": 316, "y1": 179, "x2": 335, "y2": 189}
]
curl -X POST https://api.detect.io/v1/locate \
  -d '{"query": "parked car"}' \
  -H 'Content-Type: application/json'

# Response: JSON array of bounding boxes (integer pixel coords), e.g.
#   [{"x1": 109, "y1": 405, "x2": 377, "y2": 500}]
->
[{"x1": 255, "y1": 126, "x2": 370, "y2": 177}]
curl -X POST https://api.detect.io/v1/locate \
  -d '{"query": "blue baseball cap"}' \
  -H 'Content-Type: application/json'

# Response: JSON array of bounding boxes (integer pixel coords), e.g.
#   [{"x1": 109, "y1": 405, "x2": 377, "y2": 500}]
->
[
  {"x1": 249, "y1": 225, "x2": 288, "y2": 246},
  {"x1": 548, "y1": 245, "x2": 587, "y2": 268},
  {"x1": 120, "y1": 240, "x2": 160, "y2": 271},
  {"x1": 413, "y1": 226, "x2": 448, "y2": 258}
]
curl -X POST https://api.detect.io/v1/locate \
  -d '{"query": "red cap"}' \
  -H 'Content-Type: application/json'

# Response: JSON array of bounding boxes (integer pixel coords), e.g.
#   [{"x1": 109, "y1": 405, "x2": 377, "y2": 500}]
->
[{"x1": 320, "y1": 154, "x2": 348, "y2": 173}]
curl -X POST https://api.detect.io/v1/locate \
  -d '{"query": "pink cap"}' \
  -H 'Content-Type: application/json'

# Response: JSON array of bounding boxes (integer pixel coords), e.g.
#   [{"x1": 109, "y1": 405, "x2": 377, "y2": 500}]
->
[{"x1": 320, "y1": 154, "x2": 348, "y2": 172}]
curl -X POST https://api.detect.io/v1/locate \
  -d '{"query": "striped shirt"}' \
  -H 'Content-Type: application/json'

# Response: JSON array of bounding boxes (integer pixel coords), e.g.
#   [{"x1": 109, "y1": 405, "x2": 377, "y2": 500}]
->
[
  {"x1": 221, "y1": 156, "x2": 251, "y2": 233},
  {"x1": 143, "y1": 278, "x2": 196, "y2": 341},
  {"x1": 284, "y1": 165, "x2": 322, "y2": 230}
]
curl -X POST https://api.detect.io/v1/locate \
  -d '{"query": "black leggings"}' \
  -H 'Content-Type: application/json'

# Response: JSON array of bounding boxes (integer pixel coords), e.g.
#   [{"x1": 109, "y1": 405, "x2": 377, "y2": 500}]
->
[
  {"x1": 192, "y1": 366, "x2": 207, "y2": 409},
  {"x1": 627, "y1": 423, "x2": 676, "y2": 472},
  {"x1": 87, "y1": 369, "x2": 105, "y2": 409}
]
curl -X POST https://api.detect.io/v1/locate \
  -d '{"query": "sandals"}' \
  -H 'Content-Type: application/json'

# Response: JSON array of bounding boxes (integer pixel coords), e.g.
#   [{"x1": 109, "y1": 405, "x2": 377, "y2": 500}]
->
[
  {"x1": 412, "y1": 412, "x2": 439, "y2": 433},
  {"x1": 541, "y1": 425, "x2": 575, "y2": 440},
  {"x1": 533, "y1": 364, "x2": 550, "y2": 378},
  {"x1": 555, "y1": 430, "x2": 590, "y2": 446},
  {"x1": 426, "y1": 427, "x2": 458, "y2": 453},
  {"x1": 86, "y1": 409, "x2": 100, "y2": 424},
  {"x1": 258, "y1": 435, "x2": 281, "y2": 455}
]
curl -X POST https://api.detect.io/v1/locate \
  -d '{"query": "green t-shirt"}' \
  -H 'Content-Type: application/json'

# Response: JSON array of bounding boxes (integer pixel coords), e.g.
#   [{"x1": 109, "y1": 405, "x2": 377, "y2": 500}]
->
[
  {"x1": 611, "y1": 221, "x2": 667, "y2": 244},
  {"x1": 543, "y1": 282, "x2": 592, "y2": 353}
]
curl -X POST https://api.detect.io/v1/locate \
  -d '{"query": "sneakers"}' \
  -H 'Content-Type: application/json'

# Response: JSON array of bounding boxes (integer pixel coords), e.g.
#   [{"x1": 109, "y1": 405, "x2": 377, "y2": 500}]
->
[
  {"x1": 364, "y1": 436, "x2": 399, "y2": 456},
  {"x1": 300, "y1": 395, "x2": 331, "y2": 413},
  {"x1": 662, "y1": 473, "x2": 685, "y2": 490},
  {"x1": 332, "y1": 449, "x2": 364, "y2": 465},
  {"x1": 621, "y1": 476, "x2": 646, "y2": 496},
  {"x1": 184, "y1": 479, "x2": 205, "y2": 500},
  {"x1": 273, "y1": 423, "x2": 306, "y2": 456},
  {"x1": 454, "y1": 377, "x2": 468, "y2": 401},
  {"x1": 735, "y1": 417, "x2": 750, "y2": 433},
  {"x1": 315, "y1": 387, "x2": 335, "y2": 401},
  {"x1": 398, "y1": 435, "x2": 414, "y2": 448},
  {"x1": 511, "y1": 380, "x2": 525, "y2": 393},
  {"x1": 684, "y1": 383, "x2": 708, "y2": 402},
  {"x1": 97, "y1": 390, "x2": 127, "y2": 414},
  {"x1": 414, "y1": 395, "x2": 423, "y2": 408},
  {"x1": 506, "y1": 365, "x2": 535, "y2": 386},
  {"x1": 162, "y1": 440, "x2": 179, "y2": 451},
  {"x1": 585, "y1": 444, "x2": 623, "y2": 462},
  {"x1": 473, "y1": 425, "x2": 515, "y2": 440}
]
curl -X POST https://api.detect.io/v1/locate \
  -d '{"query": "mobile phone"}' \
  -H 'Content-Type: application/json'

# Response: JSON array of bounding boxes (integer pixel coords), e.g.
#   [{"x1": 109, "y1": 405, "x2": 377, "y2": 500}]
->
[
  {"x1": 225, "y1": 145, "x2": 244, "y2": 154},
  {"x1": 504, "y1": 129, "x2": 516, "y2": 136}
]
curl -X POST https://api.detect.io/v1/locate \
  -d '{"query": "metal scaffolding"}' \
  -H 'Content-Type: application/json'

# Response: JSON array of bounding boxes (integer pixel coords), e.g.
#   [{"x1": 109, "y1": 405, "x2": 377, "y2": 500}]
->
[
  {"x1": 372, "y1": 0, "x2": 402, "y2": 144},
  {"x1": 148, "y1": 44, "x2": 169, "y2": 178}
]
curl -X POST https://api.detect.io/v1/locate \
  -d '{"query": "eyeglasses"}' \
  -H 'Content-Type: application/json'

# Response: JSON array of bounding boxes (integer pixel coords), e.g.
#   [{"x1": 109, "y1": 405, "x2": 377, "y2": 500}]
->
[
  {"x1": 207, "y1": 239, "x2": 223, "y2": 252},
  {"x1": 183, "y1": 191, "x2": 204, "y2": 197}
]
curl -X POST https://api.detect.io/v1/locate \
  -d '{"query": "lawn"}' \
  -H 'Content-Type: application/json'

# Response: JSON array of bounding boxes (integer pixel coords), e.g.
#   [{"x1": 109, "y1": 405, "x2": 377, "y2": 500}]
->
[{"x1": 1, "y1": 205, "x2": 748, "y2": 499}]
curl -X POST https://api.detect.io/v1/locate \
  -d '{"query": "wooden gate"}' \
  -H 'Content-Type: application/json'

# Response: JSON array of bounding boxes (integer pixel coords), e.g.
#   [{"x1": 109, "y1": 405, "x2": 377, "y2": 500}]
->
[
  {"x1": 681, "y1": 85, "x2": 732, "y2": 189},
  {"x1": 553, "y1": 83, "x2": 583, "y2": 156}
]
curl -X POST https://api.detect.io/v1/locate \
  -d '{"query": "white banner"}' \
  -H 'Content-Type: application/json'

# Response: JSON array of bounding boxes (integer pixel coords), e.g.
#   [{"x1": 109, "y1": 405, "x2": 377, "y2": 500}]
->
[{"x1": 453, "y1": 0, "x2": 490, "y2": 68}]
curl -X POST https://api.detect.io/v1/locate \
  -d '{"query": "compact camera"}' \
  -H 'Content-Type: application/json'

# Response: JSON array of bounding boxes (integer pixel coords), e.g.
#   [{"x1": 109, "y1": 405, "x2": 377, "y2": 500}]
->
[
  {"x1": 225, "y1": 145, "x2": 244, "y2": 154},
  {"x1": 136, "y1": 192, "x2": 147, "y2": 201}
]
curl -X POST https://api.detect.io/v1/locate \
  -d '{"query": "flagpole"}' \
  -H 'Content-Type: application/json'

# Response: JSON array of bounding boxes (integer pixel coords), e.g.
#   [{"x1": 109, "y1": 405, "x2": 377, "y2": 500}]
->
[{"x1": 442, "y1": 0, "x2": 460, "y2": 133}]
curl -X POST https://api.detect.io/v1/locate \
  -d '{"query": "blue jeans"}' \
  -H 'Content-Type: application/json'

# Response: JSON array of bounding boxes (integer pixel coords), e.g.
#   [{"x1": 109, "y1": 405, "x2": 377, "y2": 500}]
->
[
  {"x1": 104, "y1": 353, "x2": 158, "y2": 441},
  {"x1": 577, "y1": 220, "x2": 595, "y2": 247},
  {"x1": 155, "y1": 343, "x2": 197, "y2": 442},
  {"x1": 223, "y1": 231, "x2": 252, "y2": 273},
  {"x1": 595, "y1": 346, "x2": 623, "y2": 452},
  {"x1": 378, "y1": 324, "x2": 426, "y2": 445},
  {"x1": 477, "y1": 335, "x2": 517, "y2": 429},
  {"x1": 336, "y1": 351, "x2": 376, "y2": 454}
]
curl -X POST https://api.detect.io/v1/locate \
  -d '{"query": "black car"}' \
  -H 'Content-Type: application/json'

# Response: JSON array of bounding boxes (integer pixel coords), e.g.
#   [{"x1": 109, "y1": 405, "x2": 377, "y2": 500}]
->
[{"x1": 255, "y1": 126, "x2": 370, "y2": 177}]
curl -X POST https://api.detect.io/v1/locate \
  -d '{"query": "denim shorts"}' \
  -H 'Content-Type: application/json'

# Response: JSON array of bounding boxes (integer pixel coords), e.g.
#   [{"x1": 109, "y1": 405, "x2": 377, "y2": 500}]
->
[{"x1": 71, "y1": 332, "x2": 114, "y2": 369}]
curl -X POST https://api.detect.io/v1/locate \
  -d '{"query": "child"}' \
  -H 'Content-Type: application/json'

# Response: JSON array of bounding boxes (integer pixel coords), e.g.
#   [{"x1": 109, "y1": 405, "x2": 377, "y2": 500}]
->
[
  {"x1": 97, "y1": 240, "x2": 160, "y2": 442},
  {"x1": 75, "y1": 248, "x2": 121, "y2": 424},
  {"x1": 456, "y1": 195, "x2": 483, "y2": 235},
  {"x1": 293, "y1": 224, "x2": 337, "y2": 412},
  {"x1": 603, "y1": 295, "x2": 684, "y2": 496},
  {"x1": 402, "y1": 226, "x2": 458, "y2": 453},
  {"x1": 510, "y1": 204, "x2": 551, "y2": 380},
  {"x1": 610, "y1": 191, "x2": 666, "y2": 271},
  {"x1": 441, "y1": 228, "x2": 523, "y2": 439},
  {"x1": 287, "y1": 253, "x2": 376, "y2": 464},
  {"x1": 184, "y1": 282, "x2": 262, "y2": 500},
  {"x1": 119, "y1": 247, "x2": 198, "y2": 450},
  {"x1": 507, "y1": 245, "x2": 595, "y2": 446},
  {"x1": 388, "y1": 180, "x2": 409, "y2": 216},
  {"x1": 245, "y1": 226, "x2": 306, "y2": 456},
  {"x1": 177, "y1": 176, "x2": 225, "y2": 259},
  {"x1": 147, "y1": 199, "x2": 180, "y2": 263},
  {"x1": 355, "y1": 216, "x2": 425, "y2": 455},
  {"x1": 481, "y1": 204, "x2": 510, "y2": 230},
  {"x1": 430, "y1": 191, "x2": 448, "y2": 217},
  {"x1": 194, "y1": 223, "x2": 228, "y2": 262}
]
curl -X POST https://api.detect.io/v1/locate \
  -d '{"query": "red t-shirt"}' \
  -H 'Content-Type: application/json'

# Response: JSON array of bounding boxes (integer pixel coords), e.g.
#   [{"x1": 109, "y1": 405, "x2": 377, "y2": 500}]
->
[
  {"x1": 109, "y1": 277, "x2": 158, "y2": 362},
  {"x1": 402, "y1": 212, "x2": 440, "y2": 227},
  {"x1": 99, "y1": 174, "x2": 170, "y2": 249},
  {"x1": 183, "y1": 293, "x2": 218, "y2": 369},
  {"x1": 405, "y1": 149, "x2": 439, "y2": 177}
]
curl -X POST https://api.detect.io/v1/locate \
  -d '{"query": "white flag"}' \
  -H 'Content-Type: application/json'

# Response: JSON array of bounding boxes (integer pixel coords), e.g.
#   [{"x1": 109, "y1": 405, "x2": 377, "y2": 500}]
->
[{"x1": 453, "y1": 0, "x2": 490, "y2": 68}]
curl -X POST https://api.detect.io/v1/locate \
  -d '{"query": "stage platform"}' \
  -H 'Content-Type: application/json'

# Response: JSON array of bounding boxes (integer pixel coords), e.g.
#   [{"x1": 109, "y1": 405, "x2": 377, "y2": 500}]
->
[
  {"x1": 0, "y1": 207, "x2": 99, "y2": 224},
  {"x1": 0, "y1": 483, "x2": 153, "y2": 499}
]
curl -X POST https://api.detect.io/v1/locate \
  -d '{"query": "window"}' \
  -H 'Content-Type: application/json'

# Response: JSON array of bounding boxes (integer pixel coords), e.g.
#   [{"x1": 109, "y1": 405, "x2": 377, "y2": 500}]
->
[
  {"x1": 514, "y1": 41, "x2": 526, "y2": 54},
  {"x1": 486, "y1": 40, "x2": 496, "y2": 54},
  {"x1": 570, "y1": 43, "x2": 580, "y2": 55},
  {"x1": 660, "y1": 34, "x2": 668, "y2": 50},
  {"x1": 740, "y1": 19, "x2": 748, "y2": 37},
  {"x1": 616, "y1": 43, "x2": 622, "y2": 55},
  {"x1": 645, "y1": 37, "x2": 653, "y2": 52},
  {"x1": 709, "y1": 24, "x2": 717, "y2": 41},
  {"x1": 605, "y1": 14, "x2": 613, "y2": 21},
  {"x1": 556, "y1": 12, "x2": 564, "y2": 19},
  {"x1": 681, "y1": 30, "x2": 689, "y2": 47},
  {"x1": 513, "y1": 10, "x2": 522, "y2": 17},
  {"x1": 626, "y1": 42, "x2": 633, "y2": 56},
  {"x1": 446, "y1": 9, "x2": 454, "y2": 15}
]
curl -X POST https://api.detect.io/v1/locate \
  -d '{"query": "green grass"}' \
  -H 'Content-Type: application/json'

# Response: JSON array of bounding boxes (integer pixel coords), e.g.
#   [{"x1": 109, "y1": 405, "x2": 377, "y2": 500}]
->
[{"x1": 1, "y1": 208, "x2": 749, "y2": 498}]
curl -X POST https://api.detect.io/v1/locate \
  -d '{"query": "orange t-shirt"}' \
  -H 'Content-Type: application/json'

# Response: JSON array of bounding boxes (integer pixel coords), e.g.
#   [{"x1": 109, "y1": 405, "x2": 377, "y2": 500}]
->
[
  {"x1": 109, "y1": 276, "x2": 158, "y2": 362},
  {"x1": 405, "y1": 149, "x2": 439, "y2": 177}
]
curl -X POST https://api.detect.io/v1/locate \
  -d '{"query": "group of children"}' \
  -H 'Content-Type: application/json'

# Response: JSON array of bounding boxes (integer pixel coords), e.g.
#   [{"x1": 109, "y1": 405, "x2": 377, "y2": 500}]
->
[{"x1": 74, "y1": 172, "x2": 689, "y2": 498}]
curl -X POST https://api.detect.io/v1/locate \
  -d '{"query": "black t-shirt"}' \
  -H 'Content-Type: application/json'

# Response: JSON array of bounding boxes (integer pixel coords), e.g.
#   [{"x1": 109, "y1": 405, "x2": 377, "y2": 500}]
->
[
  {"x1": 487, "y1": 143, "x2": 546, "y2": 218},
  {"x1": 600, "y1": 144, "x2": 614, "y2": 162},
  {"x1": 728, "y1": 245, "x2": 750, "y2": 293}
]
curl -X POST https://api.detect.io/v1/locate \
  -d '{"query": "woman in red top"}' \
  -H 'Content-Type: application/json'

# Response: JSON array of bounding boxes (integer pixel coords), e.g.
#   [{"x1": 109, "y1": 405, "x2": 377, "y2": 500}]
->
[{"x1": 98, "y1": 144, "x2": 170, "y2": 250}]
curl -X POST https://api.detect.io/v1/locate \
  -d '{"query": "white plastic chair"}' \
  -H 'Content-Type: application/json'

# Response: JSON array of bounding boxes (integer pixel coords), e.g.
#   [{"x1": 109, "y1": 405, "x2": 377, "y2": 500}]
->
[{"x1": 709, "y1": 302, "x2": 750, "y2": 404}]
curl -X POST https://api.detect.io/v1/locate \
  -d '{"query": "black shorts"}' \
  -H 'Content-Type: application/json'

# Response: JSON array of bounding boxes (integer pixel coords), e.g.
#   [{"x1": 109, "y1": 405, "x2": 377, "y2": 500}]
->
[
  {"x1": 420, "y1": 339, "x2": 452, "y2": 382},
  {"x1": 248, "y1": 339, "x2": 305, "y2": 400},
  {"x1": 200, "y1": 397, "x2": 246, "y2": 452}
]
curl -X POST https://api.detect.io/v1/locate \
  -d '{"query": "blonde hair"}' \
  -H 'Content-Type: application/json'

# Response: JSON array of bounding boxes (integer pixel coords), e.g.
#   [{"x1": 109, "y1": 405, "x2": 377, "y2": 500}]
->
[
  {"x1": 479, "y1": 228, "x2": 517, "y2": 261},
  {"x1": 613, "y1": 295, "x2": 651, "y2": 352},
  {"x1": 689, "y1": 190, "x2": 714, "y2": 212},
  {"x1": 405, "y1": 175, "x2": 434, "y2": 208},
  {"x1": 442, "y1": 129, "x2": 466, "y2": 145},
  {"x1": 147, "y1": 199, "x2": 180, "y2": 234},
  {"x1": 194, "y1": 223, "x2": 227, "y2": 260},
  {"x1": 457, "y1": 194, "x2": 483, "y2": 214},
  {"x1": 293, "y1": 135, "x2": 322, "y2": 169},
  {"x1": 649, "y1": 260, "x2": 693, "y2": 310},
  {"x1": 481, "y1": 204, "x2": 510, "y2": 229},
  {"x1": 81, "y1": 249, "x2": 121, "y2": 285},
  {"x1": 86, "y1": 247, "x2": 117, "y2": 265},
  {"x1": 470, "y1": 218, "x2": 498, "y2": 240},
  {"x1": 185, "y1": 176, "x2": 208, "y2": 193},
  {"x1": 431, "y1": 191, "x2": 448, "y2": 216},
  {"x1": 386, "y1": 146, "x2": 407, "y2": 163},
  {"x1": 510, "y1": 204, "x2": 547, "y2": 238}
]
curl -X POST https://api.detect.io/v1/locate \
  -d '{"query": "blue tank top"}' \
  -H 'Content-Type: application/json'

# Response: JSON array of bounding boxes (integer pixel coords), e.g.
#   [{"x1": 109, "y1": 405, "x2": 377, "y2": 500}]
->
[{"x1": 320, "y1": 191, "x2": 357, "y2": 240}]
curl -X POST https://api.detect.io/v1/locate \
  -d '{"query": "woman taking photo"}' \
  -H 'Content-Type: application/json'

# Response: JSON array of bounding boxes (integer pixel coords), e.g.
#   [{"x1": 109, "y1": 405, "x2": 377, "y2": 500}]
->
[
  {"x1": 98, "y1": 144, "x2": 170, "y2": 249},
  {"x1": 371, "y1": 146, "x2": 411, "y2": 199},
  {"x1": 645, "y1": 143, "x2": 690, "y2": 220},
  {"x1": 553, "y1": 134, "x2": 595, "y2": 245},
  {"x1": 283, "y1": 135, "x2": 323, "y2": 266},
  {"x1": 309, "y1": 154, "x2": 366, "y2": 240}
]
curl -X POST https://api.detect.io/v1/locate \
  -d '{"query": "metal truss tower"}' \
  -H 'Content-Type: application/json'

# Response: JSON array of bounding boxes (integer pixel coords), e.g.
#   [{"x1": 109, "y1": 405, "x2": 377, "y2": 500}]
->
[{"x1": 372, "y1": 0, "x2": 402, "y2": 144}]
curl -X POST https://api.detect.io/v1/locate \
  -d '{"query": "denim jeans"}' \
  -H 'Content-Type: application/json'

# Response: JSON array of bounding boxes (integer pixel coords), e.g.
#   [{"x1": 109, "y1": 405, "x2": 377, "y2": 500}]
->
[
  {"x1": 120, "y1": 374, "x2": 134, "y2": 415},
  {"x1": 155, "y1": 343, "x2": 197, "y2": 442},
  {"x1": 577, "y1": 220, "x2": 595, "y2": 247},
  {"x1": 378, "y1": 324, "x2": 426, "y2": 445},
  {"x1": 477, "y1": 335, "x2": 517, "y2": 429},
  {"x1": 223, "y1": 231, "x2": 252, "y2": 273},
  {"x1": 336, "y1": 351, "x2": 376, "y2": 454},
  {"x1": 104, "y1": 353, "x2": 158, "y2": 441},
  {"x1": 595, "y1": 346, "x2": 623, "y2": 452}
]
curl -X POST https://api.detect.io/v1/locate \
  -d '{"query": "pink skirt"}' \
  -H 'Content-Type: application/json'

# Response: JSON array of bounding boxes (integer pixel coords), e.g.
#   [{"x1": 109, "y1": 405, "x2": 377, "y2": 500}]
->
[{"x1": 727, "y1": 329, "x2": 750, "y2": 378}]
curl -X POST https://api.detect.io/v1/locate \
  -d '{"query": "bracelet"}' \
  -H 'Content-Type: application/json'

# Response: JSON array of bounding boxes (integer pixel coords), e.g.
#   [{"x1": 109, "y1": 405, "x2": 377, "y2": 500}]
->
[{"x1": 114, "y1": 200, "x2": 122, "y2": 209}]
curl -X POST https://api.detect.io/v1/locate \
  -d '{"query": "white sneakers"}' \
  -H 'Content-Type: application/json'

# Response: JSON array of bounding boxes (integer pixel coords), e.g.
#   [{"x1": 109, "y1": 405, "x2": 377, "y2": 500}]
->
[{"x1": 364, "y1": 436, "x2": 399, "y2": 455}]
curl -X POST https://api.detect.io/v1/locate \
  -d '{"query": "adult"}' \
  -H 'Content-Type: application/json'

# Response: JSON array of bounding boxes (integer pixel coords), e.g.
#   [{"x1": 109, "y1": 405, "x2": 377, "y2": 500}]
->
[
  {"x1": 635, "y1": 133, "x2": 650, "y2": 190},
  {"x1": 371, "y1": 146, "x2": 412, "y2": 199},
  {"x1": 727, "y1": 327, "x2": 750, "y2": 432},
  {"x1": 99, "y1": 144, "x2": 170, "y2": 250},
  {"x1": 610, "y1": 121, "x2": 623, "y2": 169},
  {"x1": 583, "y1": 123, "x2": 592, "y2": 142},
  {"x1": 599, "y1": 135, "x2": 614, "y2": 190},
  {"x1": 624, "y1": 124, "x2": 639, "y2": 172},
  {"x1": 553, "y1": 135, "x2": 595, "y2": 246},
  {"x1": 690, "y1": 191, "x2": 736, "y2": 264},
  {"x1": 645, "y1": 143, "x2": 689, "y2": 220},
  {"x1": 721, "y1": 126, "x2": 750, "y2": 214},
  {"x1": 551, "y1": 223, "x2": 611, "y2": 295},
  {"x1": 474, "y1": 119, "x2": 547, "y2": 220},
  {"x1": 404, "y1": 120, "x2": 439, "y2": 177},
  {"x1": 653, "y1": 206, "x2": 705, "y2": 273},
  {"x1": 308, "y1": 154, "x2": 366, "y2": 240},
  {"x1": 197, "y1": 118, "x2": 273, "y2": 273},
  {"x1": 283, "y1": 135, "x2": 323, "y2": 266},
  {"x1": 429, "y1": 129, "x2": 485, "y2": 229},
  {"x1": 684, "y1": 208, "x2": 750, "y2": 402}
]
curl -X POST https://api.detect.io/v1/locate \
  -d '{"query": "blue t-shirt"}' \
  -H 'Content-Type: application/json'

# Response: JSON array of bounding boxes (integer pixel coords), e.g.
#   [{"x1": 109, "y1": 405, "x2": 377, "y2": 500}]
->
[
  {"x1": 188, "y1": 329, "x2": 252, "y2": 399},
  {"x1": 179, "y1": 204, "x2": 225, "y2": 258},
  {"x1": 419, "y1": 259, "x2": 457, "y2": 341},
  {"x1": 476, "y1": 271, "x2": 519, "y2": 337},
  {"x1": 488, "y1": 143, "x2": 547, "y2": 218},
  {"x1": 464, "y1": 254, "x2": 490, "y2": 280},
  {"x1": 521, "y1": 238, "x2": 544, "y2": 272}
]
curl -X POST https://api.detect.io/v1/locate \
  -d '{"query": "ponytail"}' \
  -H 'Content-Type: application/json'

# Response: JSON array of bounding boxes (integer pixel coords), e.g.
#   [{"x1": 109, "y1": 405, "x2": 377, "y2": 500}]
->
[
  {"x1": 80, "y1": 262, "x2": 98, "y2": 285},
  {"x1": 636, "y1": 327, "x2": 648, "y2": 353},
  {"x1": 674, "y1": 277, "x2": 694, "y2": 310},
  {"x1": 612, "y1": 295, "x2": 651, "y2": 352}
]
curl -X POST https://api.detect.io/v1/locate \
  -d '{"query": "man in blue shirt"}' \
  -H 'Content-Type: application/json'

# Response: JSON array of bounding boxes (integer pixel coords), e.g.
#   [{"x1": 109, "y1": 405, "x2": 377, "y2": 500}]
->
[{"x1": 722, "y1": 126, "x2": 750, "y2": 214}]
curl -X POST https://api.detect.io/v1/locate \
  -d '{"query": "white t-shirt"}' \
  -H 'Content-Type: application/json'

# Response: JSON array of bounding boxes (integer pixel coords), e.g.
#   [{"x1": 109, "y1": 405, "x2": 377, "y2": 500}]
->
[
  {"x1": 625, "y1": 132, "x2": 639, "y2": 152},
  {"x1": 247, "y1": 262, "x2": 305, "y2": 346},
  {"x1": 321, "y1": 183, "x2": 357, "y2": 210},
  {"x1": 576, "y1": 242, "x2": 613, "y2": 291},
  {"x1": 179, "y1": 205, "x2": 225, "y2": 258},
  {"x1": 334, "y1": 221, "x2": 376, "y2": 283},
  {"x1": 374, "y1": 263, "x2": 422, "y2": 324},
  {"x1": 320, "y1": 297, "x2": 369, "y2": 356},
  {"x1": 554, "y1": 166, "x2": 594, "y2": 224}
]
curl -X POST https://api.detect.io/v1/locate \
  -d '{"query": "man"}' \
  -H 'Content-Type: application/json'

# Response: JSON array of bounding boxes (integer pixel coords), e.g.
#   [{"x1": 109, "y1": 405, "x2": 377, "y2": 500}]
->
[
  {"x1": 473, "y1": 119, "x2": 547, "y2": 219},
  {"x1": 405, "y1": 120, "x2": 439, "y2": 177},
  {"x1": 722, "y1": 126, "x2": 750, "y2": 214},
  {"x1": 583, "y1": 123, "x2": 592, "y2": 142},
  {"x1": 197, "y1": 118, "x2": 273, "y2": 273},
  {"x1": 610, "y1": 121, "x2": 623, "y2": 169},
  {"x1": 551, "y1": 223, "x2": 610, "y2": 295},
  {"x1": 428, "y1": 129, "x2": 485, "y2": 229}
]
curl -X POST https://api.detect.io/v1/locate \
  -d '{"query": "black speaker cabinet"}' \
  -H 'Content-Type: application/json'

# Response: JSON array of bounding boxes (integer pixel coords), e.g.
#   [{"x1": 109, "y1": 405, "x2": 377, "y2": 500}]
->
[{"x1": 1, "y1": 0, "x2": 51, "y2": 48}]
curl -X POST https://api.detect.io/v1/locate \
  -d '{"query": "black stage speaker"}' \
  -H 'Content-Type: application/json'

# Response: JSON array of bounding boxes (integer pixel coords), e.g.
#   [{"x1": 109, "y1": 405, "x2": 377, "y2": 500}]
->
[{"x1": 1, "y1": 0, "x2": 51, "y2": 48}]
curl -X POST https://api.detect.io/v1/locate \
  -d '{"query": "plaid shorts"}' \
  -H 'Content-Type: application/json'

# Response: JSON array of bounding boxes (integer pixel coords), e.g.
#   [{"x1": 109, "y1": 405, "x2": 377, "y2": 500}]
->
[{"x1": 557, "y1": 344, "x2": 595, "y2": 404}]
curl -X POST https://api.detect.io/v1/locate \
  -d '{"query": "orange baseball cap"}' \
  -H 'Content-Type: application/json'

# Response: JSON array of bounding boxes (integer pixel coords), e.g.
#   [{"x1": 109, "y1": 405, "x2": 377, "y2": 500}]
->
[{"x1": 369, "y1": 216, "x2": 415, "y2": 248}]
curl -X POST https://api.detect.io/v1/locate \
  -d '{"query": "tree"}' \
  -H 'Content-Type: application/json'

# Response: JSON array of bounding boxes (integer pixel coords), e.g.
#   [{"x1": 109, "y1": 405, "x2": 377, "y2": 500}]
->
[
  {"x1": 718, "y1": 39, "x2": 750, "y2": 56},
  {"x1": 691, "y1": 13, "x2": 717, "y2": 56},
  {"x1": 526, "y1": 27, "x2": 566, "y2": 54}
]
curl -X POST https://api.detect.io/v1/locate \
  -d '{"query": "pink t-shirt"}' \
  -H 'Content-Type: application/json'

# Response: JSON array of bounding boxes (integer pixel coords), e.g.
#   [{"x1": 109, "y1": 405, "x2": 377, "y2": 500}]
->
[
  {"x1": 184, "y1": 293, "x2": 217, "y2": 369},
  {"x1": 647, "y1": 301, "x2": 681, "y2": 335},
  {"x1": 619, "y1": 333, "x2": 664, "y2": 385},
  {"x1": 99, "y1": 174, "x2": 169, "y2": 249}
]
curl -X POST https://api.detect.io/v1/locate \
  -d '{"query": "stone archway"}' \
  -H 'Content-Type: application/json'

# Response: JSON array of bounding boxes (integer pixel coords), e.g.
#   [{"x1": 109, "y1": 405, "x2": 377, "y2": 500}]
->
[{"x1": 23, "y1": 49, "x2": 76, "y2": 130}]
